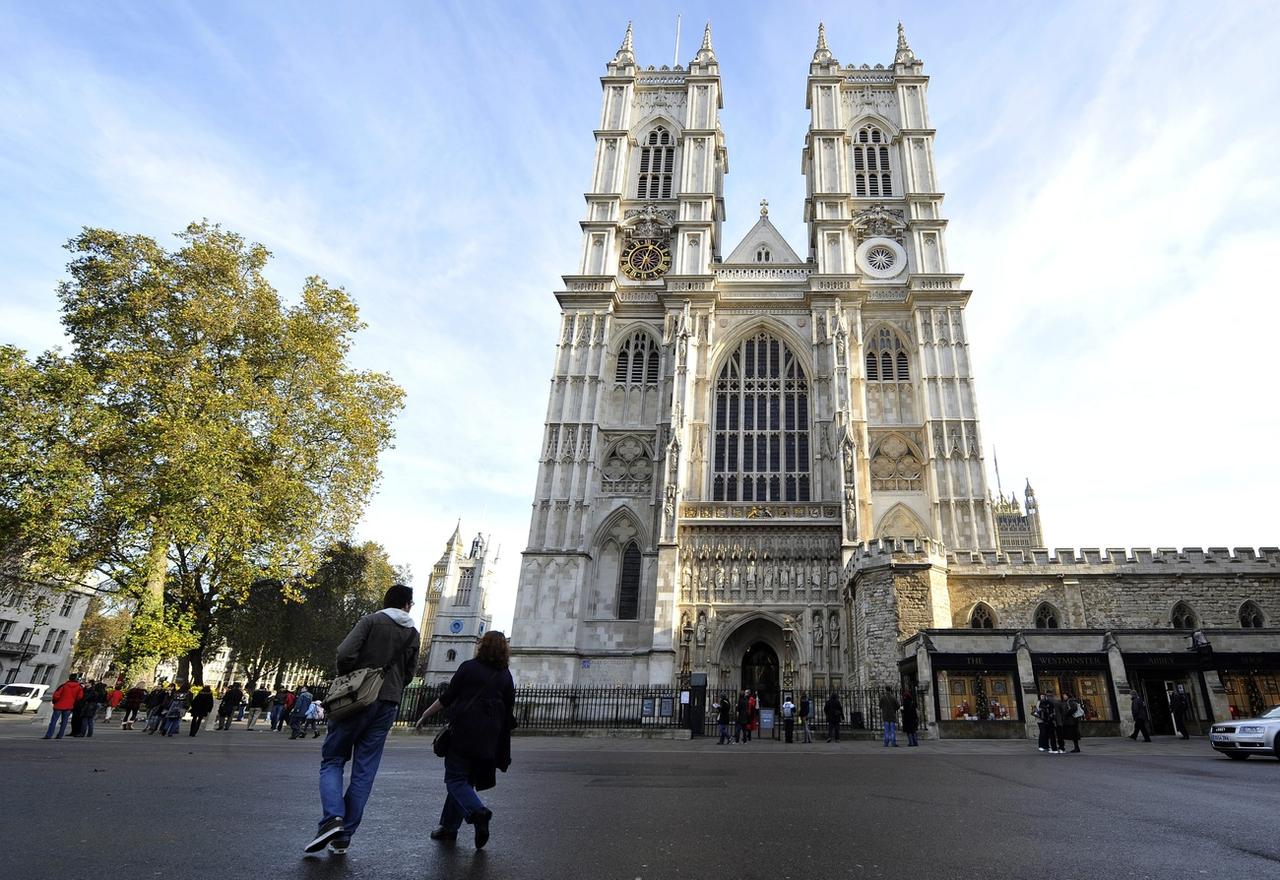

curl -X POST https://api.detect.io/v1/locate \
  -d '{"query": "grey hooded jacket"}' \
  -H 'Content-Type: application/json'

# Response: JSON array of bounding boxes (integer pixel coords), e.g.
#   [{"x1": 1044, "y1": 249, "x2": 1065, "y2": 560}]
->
[{"x1": 334, "y1": 608, "x2": 420, "y2": 704}]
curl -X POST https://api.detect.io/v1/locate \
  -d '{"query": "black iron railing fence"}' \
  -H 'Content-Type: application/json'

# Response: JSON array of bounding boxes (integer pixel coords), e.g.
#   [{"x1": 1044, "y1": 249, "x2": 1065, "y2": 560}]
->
[{"x1": 376, "y1": 683, "x2": 927, "y2": 736}]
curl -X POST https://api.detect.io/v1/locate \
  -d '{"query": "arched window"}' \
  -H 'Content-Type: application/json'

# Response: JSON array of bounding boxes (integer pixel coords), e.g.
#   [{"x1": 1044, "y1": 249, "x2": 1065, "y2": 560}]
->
[
  {"x1": 712, "y1": 331, "x2": 811, "y2": 502},
  {"x1": 638, "y1": 126, "x2": 675, "y2": 199},
  {"x1": 853, "y1": 126, "x2": 893, "y2": 198},
  {"x1": 1239, "y1": 601, "x2": 1265, "y2": 628},
  {"x1": 863, "y1": 326, "x2": 910, "y2": 382},
  {"x1": 755, "y1": 246, "x2": 772, "y2": 263},
  {"x1": 1034, "y1": 603, "x2": 1060, "y2": 629},
  {"x1": 617, "y1": 541, "x2": 641, "y2": 620},
  {"x1": 969, "y1": 603, "x2": 995, "y2": 629},
  {"x1": 454, "y1": 569, "x2": 474, "y2": 606},
  {"x1": 1171, "y1": 601, "x2": 1198, "y2": 629},
  {"x1": 614, "y1": 330, "x2": 661, "y2": 386},
  {"x1": 445, "y1": 649, "x2": 457, "y2": 662}
]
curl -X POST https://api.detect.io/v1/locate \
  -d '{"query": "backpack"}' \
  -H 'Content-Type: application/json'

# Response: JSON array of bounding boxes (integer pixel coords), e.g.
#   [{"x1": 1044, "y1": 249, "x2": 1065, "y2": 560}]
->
[{"x1": 1071, "y1": 700, "x2": 1085, "y2": 720}]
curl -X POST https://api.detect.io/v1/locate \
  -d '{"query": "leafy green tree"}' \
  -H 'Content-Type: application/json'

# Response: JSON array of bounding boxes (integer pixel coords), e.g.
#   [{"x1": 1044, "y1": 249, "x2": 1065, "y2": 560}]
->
[
  {"x1": 19, "y1": 222, "x2": 404, "y2": 683},
  {"x1": 70, "y1": 597, "x2": 133, "y2": 672}
]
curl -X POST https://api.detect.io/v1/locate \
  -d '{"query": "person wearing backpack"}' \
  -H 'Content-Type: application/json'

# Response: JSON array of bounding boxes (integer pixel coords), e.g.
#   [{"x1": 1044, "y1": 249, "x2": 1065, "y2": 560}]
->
[
  {"x1": 799, "y1": 693, "x2": 814, "y2": 744},
  {"x1": 305, "y1": 584, "x2": 419, "y2": 856},
  {"x1": 414, "y1": 630, "x2": 516, "y2": 851},
  {"x1": 1035, "y1": 693, "x2": 1057, "y2": 752},
  {"x1": 781, "y1": 696, "x2": 796, "y2": 743}
]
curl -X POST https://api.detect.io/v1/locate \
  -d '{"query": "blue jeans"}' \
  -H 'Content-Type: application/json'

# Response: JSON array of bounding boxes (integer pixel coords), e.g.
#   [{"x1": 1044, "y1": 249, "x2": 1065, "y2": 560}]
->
[
  {"x1": 165, "y1": 716, "x2": 181, "y2": 736},
  {"x1": 83, "y1": 714, "x2": 95, "y2": 737},
  {"x1": 270, "y1": 705, "x2": 284, "y2": 730},
  {"x1": 318, "y1": 700, "x2": 398, "y2": 835},
  {"x1": 438, "y1": 752, "x2": 487, "y2": 832},
  {"x1": 45, "y1": 709, "x2": 72, "y2": 738},
  {"x1": 883, "y1": 721, "x2": 897, "y2": 745}
]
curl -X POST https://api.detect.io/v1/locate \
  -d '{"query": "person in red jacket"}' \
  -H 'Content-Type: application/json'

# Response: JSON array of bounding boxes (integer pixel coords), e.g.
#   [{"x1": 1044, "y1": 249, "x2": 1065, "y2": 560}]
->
[
  {"x1": 105, "y1": 685, "x2": 124, "y2": 722},
  {"x1": 43, "y1": 673, "x2": 85, "y2": 740}
]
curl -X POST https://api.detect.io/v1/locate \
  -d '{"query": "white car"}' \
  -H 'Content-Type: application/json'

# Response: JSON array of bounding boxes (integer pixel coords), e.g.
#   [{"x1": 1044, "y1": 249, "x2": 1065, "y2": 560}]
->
[
  {"x1": 0, "y1": 683, "x2": 49, "y2": 713},
  {"x1": 1210, "y1": 705, "x2": 1280, "y2": 760}
]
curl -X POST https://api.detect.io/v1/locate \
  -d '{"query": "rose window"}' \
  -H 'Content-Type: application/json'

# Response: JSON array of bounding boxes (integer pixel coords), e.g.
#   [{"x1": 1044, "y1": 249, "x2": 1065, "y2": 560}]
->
[{"x1": 866, "y1": 246, "x2": 896, "y2": 272}]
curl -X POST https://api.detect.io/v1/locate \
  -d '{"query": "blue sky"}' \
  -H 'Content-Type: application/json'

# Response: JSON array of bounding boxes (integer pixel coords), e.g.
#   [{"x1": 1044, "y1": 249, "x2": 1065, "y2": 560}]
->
[{"x1": 3, "y1": 2, "x2": 1278, "y2": 632}]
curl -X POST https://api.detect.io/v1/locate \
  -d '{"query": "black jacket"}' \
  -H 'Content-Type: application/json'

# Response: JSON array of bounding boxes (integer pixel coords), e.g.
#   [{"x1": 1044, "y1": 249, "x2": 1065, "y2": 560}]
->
[
  {"x1": 440, "y1": 658, "x2": 515, "y2": 763},
  {"x1": 717, "y1": 698, "x2": 731, "y2": 724},
  {"x1": 248, "y1": 688, "x2": 271, "y2": 710},
  {"x1": 190, "y1": 690, "x2": 215, "y2": 717},
  {"x1": 334, "y1": 610, "x2": 420, "y2": 704},
  {"x1": 1131, "y1": 695, "x2": 1149, "y2": 722},
  {"x1": 824, "y1": 696, "x2": 844, "y2": 723},
  {"x1": 901, "y1": 695, "x2": 919, "y2": 732}
]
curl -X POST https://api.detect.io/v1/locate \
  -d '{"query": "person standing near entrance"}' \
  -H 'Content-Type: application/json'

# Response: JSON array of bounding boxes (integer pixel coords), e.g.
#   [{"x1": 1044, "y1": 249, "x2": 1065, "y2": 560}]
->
[
  {"x1": 1061, "y1": 692, "x2": 1083, "y2": 753},
  {"x1": 43, "y1": 673, "x2": 84, "y2": 739},
  {"x1": 800, "y1": 693, "x2": 814, "y2": 744},
  {"x1": 735, "y1": 689, "x2": 750, "y2": 743},
  {"x1": 879, "y1": 686, "x2": 900, "y2": 747},
  {"x1": 746, "y1": 691, "x2": 759, "y2": 742},
  {"x1": 716, "y1": 695, "x2": 732, "y2": 745},
  {"x1": 1170, "y1": 688, "x2": 1191, "y2": 739},
  {"x1": 824, "y1": 692, "x2": 843, "y2": 742},
  {"x1": 901, "y1": 691, "x2": 919, "y2": 747},
  {"x1": 1128, "y1": 692, "x2": 1152, "y2": 742},
  {"x1": 781, "y1": 696, "x2": 796, "y2": 743},
  {"x1": 1035, "y1": 693, "x2": 1057, "y2": 752}
]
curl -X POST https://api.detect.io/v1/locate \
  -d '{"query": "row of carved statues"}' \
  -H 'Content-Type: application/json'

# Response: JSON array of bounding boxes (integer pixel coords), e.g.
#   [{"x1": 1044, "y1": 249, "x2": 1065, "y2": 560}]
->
[
  {"x1": 679, "y1": 607, "x2": 847, "y2": 671},
  {"x1": 679, "y1": 556, "x2": 842, "y2": 603}
]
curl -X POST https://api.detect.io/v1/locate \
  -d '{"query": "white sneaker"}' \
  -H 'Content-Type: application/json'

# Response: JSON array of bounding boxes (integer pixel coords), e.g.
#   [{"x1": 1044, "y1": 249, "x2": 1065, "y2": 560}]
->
[{"x1": 1038, "y1": 747, "x2": 1047, "y2": 752}]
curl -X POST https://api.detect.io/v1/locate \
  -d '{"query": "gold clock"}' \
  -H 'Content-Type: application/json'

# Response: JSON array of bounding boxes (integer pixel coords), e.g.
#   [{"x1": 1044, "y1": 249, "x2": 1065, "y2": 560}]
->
[{"x1": 620, "y1": 239, "x2": 672, "y2": 280}]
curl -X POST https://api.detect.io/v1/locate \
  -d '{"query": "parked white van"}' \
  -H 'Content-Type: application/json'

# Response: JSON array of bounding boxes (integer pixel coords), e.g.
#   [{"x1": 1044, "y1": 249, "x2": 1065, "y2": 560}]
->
[{"x1": 0, "y1": 683, "x2": 49, "y2": 713}]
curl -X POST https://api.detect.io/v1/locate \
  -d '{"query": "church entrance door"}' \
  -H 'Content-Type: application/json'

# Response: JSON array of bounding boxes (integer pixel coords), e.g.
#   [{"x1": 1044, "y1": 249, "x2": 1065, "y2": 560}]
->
[{"x1": 742, "y1": 641, "x2": 780, "y2": 710}]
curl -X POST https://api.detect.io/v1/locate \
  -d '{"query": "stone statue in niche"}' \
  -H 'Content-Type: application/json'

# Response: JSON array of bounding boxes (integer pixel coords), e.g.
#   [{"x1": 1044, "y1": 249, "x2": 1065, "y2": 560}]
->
[
  {"x1": 812, "y1": 610, "x2": 824, "y2": 668},
  {"x1": 780, "y1": 565, "x2": 791, "y2": 597},
  {"x1": 696, "y1": 611, "x2": 707, "y2": 646},
  {"x1": 681, "y1": 563, "x2": 692, "y2": 601},
  {"x1": 714, "y1": 562, "x2": 725, "y2": 599},
  {"x1": 730, "y1": 563, "x2": 740, "y2": 596},
  {"x1": 810, "y1": 562, "x2": 822, "y2": 597},
  {"x1": 828, "y1": 563, "x2": 841, "y2": 596},
  {"x1": 664, "y1": 484, "x2": 676, "y2": 524},
  {"x1": 841, "y1": 433, "x2": 856, "y2": 478},
  {"x1": 763, "y1": 563, "x2": 775, "y2": 596},
  {"x1": 828, "y1": 610, "x2": 841, "y2": 646},
  {"x1": 745, "y1": 560, "x2": 756, "y2": 595},
  {"x1": 680, "y1": 611, "x2": 691, "y2": 642}
]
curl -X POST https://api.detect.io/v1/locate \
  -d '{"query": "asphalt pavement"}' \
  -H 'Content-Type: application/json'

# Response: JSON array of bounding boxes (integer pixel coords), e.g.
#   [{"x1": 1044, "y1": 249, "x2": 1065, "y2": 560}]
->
[{"x1": 1, "y1": 714, "x2": 1277, "y2": 880}]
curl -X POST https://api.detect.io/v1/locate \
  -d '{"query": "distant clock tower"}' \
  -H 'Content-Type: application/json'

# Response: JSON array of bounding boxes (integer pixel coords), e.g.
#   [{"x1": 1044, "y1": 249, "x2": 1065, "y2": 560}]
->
[{"x1": 420, "y1": 524, "x2": 496, "y2": 683}]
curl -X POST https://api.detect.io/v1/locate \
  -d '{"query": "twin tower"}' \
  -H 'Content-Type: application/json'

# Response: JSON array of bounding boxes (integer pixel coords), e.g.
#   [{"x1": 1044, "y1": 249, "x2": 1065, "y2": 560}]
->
[{"x1": 510, "y1": 23, "x2": 1004, "y2": 694}]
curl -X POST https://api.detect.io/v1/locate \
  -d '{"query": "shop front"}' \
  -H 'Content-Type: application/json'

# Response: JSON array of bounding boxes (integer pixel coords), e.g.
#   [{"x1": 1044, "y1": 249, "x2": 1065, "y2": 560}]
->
[
  {"x1": 1031, "y1": 652, "x2": 1119, "y2": 737},
  {"x1": 929, "y1": 653, "x2": 1025, "y2": 739},
  {"x1": 1122, "y1": 652, "x2": 1212, "y2": 736},
  {"x1": 1213, "y1": 653, "x2": 1280, "y2": 720}
]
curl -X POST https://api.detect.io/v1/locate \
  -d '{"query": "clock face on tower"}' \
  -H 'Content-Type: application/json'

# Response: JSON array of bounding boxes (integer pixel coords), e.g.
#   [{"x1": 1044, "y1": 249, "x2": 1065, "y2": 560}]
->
[{"x1": 620, "y1": 239, "x2": 672, "y2": 280}]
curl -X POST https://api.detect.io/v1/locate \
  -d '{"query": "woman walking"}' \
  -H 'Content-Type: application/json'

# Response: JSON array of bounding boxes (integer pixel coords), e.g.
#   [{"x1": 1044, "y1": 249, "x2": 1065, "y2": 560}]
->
[
  {"x1": 415, "y1": 631, "x2": 516, "y2": 850},
  {"x1": 189, "y1": 685, "x2": 215, "y2": 737},
  {"x1": 901, "y1": 691, "x2": 920, "y2": 746}
]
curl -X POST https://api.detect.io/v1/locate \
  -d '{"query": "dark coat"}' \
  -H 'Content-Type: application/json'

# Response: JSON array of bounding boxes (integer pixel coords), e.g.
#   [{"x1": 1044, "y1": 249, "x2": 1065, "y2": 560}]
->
[
  {"x1": 334, "y1": 610, "x2": 420, "y2": 704},
  {"x1": 901, "y1": 695, "x2": 919, "y2": 733},
  {"x1": 190, "y1": 690, "x2": 215, "y2": 717},
  {"x1": 248, "y1": 688, "x2": 271, "y2": 709},
  {"x1": 736, "y1": 695, "x2": 750, "y2": 725},
  {"x1": 441, "y1": 658, "x2": 516, "y2": 763},
  {"x1": 1130, "y1": 695, "x2": 1149, "y2": 722},
  {"x1": 218, "y1": 687, "x2": 243, "y2": 716},
  {"x1": 124, "y1": 687, "x2": 146, "y2": 710},
  {"x1": 716, "y1": 699, "x2": 731, "y2": 724},
  {"x1": 824, "y1": 696, "x2": 844, "y2": 723}
]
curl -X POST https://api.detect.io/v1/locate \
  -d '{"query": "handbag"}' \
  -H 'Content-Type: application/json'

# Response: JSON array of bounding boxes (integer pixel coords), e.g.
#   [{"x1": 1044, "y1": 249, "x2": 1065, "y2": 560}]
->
[
  {"x1": 432, "y1": 667, "x2": 503, "y2": 758},
  {"x1": 324, "y1": 666, "x2": 387, "y2": 723}
]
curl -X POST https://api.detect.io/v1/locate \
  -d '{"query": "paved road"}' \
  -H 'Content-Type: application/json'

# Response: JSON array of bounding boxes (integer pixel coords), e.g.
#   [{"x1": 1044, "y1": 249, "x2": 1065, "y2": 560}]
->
[{"x1": 2, "y1": 717, "x2": 1278, "y2": 879}]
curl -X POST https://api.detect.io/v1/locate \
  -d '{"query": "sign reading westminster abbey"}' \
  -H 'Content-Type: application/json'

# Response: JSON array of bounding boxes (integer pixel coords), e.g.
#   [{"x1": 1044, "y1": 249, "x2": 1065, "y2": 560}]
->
[{"x1": 509, "y1": 22, "x2": 1280, "y2": 737}]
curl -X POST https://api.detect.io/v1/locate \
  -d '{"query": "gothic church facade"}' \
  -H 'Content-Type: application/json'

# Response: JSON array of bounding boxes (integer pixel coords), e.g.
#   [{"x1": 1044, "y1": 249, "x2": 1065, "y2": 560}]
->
[{"x1": 509, "y1": 23, "x2": 1280, "y2": 735}]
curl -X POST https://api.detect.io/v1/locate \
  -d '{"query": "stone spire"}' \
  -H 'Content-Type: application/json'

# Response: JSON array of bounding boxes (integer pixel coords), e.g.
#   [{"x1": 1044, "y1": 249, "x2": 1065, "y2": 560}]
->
[
  {"x1": 691, "y1": 20, "x2": 717, "y2": 69},
  {"x1": 612, "y1": 21, "x2": 636, "y2": 67},
  {"x1": 813, "y1": 21, "x2": 833, "y2": 64},
  {"x1": 894, "y1": 21, "x2": 918, "y2": 65}
]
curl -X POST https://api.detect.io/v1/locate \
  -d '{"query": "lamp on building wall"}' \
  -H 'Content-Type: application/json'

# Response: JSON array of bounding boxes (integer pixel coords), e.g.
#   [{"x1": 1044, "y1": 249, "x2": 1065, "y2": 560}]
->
[{"x1": 1189, "y1": 629, "x2": 1212, "y2": 656}]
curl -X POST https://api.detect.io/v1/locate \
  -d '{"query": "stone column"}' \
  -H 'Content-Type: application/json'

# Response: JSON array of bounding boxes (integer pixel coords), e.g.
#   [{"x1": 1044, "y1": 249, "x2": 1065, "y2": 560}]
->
[{"x1": 1013, "y1": 634, "x2": 1039, "y2": 741}]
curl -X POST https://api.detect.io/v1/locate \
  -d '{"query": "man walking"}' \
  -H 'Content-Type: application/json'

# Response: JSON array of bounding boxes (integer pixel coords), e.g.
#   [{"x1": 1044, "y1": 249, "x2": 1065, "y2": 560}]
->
[
  {"x1": 306, "y1": 583, "x2": 419, "y2": 856},
  {"x1": 879, "y1": 686, "x2": 900, "y2": 747},
  {"x1": 781, "y1": 695, "x2": 796, "y2": 743},
  {"x1": 189, "y1": 684, "x2": 215, "y2": 736},
  {"x1": 716, "y1": 695, "x2": 732, "y2": 745},
  {"x1": 289, "y1": 686, "x2": 314, "y2": 740},
  {"x1": 246, "y1": 684, "x2": 271, "y2": 730},
  {"x1": 216, "y1": 682, "x2": 244, "y2": 730},
  {"x1": 824, "y1": 692, "x2": 843, "y2": 742},
  {"x1": 121, "y1": 682, "x2": 147, "y2": 730},
  {"x1": 1170, "y1": 688, "x2": 1191, "y2": 739},
  {"x1": 270, "y1": 686, "x2": 289, "y2": 732},
  {"x1": 734, "y1": 689, "x2": 750, "y2": 744},
  {"x1": 1128, "y1": 691, "x2": 1153, "y2": 742},
  {"x1": 800, "y1": 692, "x2": 814, "y2": 744},
  {"x1": 43, "y1": 673, "x2": 84, "y2": 739}
]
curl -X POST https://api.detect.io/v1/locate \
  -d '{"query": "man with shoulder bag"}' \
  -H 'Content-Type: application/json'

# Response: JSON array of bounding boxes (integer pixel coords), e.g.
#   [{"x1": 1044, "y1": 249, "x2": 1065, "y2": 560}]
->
[{"x1": 305, "y1": 584, "x2": 419, "y2": 856}]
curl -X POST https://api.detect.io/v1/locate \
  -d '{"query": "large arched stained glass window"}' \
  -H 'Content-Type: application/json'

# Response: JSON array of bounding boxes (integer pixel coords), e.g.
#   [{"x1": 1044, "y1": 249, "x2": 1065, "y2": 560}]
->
[
  {"x1": 617, "y1": 542, "x2": 641, "y2": 620},
  {"x1": 712, "y1": 331, "x2": 811, "y2": 502}
]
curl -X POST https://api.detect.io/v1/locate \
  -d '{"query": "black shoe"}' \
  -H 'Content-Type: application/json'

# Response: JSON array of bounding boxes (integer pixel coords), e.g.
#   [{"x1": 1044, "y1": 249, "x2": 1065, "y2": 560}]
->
[
  {"x1": 429, "y1": 827, "x2": 458, "y2": 842},
  {"x1": 305, "y1": 817, "x2": 345, "y2": 854},
  {"x1": 328, "y1": 833, "x2": 351, "y2": 855},
  {"x1": 468, "y1": 808, "x2": 492, "y2": 849},
  {"x1": 1071, "y1": 748, "x2": 1080, "y2": 753}
]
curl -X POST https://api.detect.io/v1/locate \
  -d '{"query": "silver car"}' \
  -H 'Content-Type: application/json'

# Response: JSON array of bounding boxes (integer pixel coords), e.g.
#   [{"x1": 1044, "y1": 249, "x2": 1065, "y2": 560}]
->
[{"x1": 1210, "y1": 705, "x2": 1280, "y2": 760}]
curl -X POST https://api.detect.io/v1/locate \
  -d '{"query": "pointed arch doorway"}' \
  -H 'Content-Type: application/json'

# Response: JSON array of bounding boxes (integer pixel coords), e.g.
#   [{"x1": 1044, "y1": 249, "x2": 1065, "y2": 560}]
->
[{"x1": 741, "y1": 641, "x2": 780, "y2": 710}]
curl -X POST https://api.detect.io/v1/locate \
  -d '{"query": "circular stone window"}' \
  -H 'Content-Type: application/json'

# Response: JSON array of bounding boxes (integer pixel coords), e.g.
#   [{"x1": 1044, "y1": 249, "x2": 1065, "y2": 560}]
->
[{"x1": 855, "y1": 237, "x2": 907, "y2": 279}]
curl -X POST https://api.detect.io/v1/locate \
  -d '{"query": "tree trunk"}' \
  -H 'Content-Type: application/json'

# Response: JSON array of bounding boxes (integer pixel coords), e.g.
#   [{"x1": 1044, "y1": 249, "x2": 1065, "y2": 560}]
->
[
  {"x1": 274, "y1": 656, "x2": 287, "y2": 688},
  {"x1": 145, "y1": 529, "x2": 167, "y2": 600},
  {"x1": 186, "y1": 648, "x2": 204, "y2": 686}
]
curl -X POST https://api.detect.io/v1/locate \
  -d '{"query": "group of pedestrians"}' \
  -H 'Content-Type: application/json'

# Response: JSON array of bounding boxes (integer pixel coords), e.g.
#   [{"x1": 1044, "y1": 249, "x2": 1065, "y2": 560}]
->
[
  {"x1": 1035, "y1": 691, "x2": 1086, "y2": 753},
  {"x1": 711, "y1": 686, "x2": 920, "y2": 748},
  {"x1": 1127, "y1": 689, "x2": 1193, "y2": 742},
  {"x1": 41, "y1": 674, "x2": 326, "y2": 739}
]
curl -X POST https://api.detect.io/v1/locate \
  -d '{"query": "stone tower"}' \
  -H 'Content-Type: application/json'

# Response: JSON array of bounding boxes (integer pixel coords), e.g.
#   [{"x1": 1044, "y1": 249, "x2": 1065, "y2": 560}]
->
[
  {"x1": 510, "y1": 22, "x2": 997, "y2": 697},
  {"x1": 420, "y1": 526, "x2": 494, "y2": 684}
]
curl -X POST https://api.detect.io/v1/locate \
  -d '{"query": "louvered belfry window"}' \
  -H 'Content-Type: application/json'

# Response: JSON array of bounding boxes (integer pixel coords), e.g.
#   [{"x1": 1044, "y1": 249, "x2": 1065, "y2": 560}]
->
[
  {"x1": 614, "y1": 330, "x2": 660, "y2": 385},
  {"x1": 853, "y1": 126, "x2": 893, "y2": 198},
  {"x1": 712, "y1": 332, "x2": 810, "y2": 503},
  {"x1": 864, "y1": 327, "x2": 910, "y2": 382},
  {"x1": 638, "y1": 127, "x2": 675, "y2": 199}
]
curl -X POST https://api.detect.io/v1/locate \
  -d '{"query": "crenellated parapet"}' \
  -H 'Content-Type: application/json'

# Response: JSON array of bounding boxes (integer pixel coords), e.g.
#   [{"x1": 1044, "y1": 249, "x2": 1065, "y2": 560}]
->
[{"x1": 947, "y1": 546, "x2": 1280, "y2": 572}]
